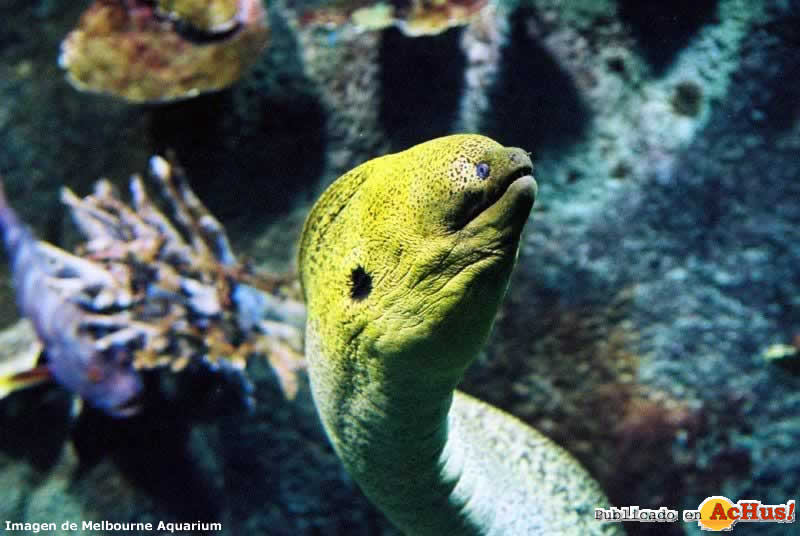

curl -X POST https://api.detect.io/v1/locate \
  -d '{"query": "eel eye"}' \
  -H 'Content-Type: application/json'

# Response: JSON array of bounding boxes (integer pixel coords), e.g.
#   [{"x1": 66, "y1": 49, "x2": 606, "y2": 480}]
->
[
  {"x1": 349, "y1": 265, "x2": 372, "y2": 301},
  {"x1": 476, "y1": 162, "x2": 490, "y2": 180}
]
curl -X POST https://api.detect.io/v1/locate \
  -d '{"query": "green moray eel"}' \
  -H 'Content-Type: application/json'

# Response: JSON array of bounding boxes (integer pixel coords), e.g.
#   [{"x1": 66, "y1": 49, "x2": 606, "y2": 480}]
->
[{"x1": 298, "y1": 135, "x2": 623, "y2": 535}]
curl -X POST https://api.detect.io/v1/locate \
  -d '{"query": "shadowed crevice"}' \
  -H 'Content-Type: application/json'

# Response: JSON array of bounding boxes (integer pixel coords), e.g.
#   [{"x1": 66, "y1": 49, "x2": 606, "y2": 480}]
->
[
  {"x1": 758, "y1": 15, "x2": 800, "y2": 133},
  {"x1": 379, "y1": 27, "x2": 466, "y2": 150},
  {"x1": 72, "y1": 407, "x2": 222, "y2": 521},
  {"x1": 0, "y1": 383, "x2": 72, "y2": 469},
  {"x1": 619, "y1": 0, "x2": 719, "y2": 74},
  {"x1": 482, "y1": 8, "x2": 590, "y2": 153},
  {"x1": 150, "y1": 89, "x2": 326, "y2": 234}
]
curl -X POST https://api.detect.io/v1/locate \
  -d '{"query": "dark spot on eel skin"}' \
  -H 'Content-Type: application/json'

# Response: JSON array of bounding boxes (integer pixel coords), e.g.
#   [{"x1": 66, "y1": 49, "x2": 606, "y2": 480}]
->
[{"x1": 350, "y1": 266, "x2": 372, "y2": 301}]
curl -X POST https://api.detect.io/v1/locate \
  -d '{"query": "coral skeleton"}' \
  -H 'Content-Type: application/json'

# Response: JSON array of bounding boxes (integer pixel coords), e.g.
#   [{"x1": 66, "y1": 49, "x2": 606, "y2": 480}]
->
[{"x1": 0, "y1": 155, "x2": 305, "y2": 416}]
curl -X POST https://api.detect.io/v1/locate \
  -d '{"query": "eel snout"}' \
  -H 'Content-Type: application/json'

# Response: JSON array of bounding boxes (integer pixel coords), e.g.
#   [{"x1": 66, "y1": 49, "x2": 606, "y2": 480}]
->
[{"x1": 464, "y1": 149, "x2": 536, "y2": 234}]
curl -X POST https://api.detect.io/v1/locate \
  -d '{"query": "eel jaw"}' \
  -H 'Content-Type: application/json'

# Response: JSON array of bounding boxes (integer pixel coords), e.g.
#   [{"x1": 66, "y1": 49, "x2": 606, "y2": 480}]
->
[{"x1": 465, "y1": 165, "x2": 537, "y2": 238}]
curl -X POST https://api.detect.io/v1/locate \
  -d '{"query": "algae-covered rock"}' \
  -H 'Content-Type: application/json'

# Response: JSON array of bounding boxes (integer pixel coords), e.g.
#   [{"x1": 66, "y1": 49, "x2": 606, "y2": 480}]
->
[{"x1": 60, "y1": 0, "x2": 270, "y2": 103}]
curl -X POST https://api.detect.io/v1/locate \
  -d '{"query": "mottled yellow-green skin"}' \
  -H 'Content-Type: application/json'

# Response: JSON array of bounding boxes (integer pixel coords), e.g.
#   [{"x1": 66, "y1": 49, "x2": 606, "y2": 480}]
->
[{"x1": 299, "y1": 135, "x2": 622, "y2": 535}]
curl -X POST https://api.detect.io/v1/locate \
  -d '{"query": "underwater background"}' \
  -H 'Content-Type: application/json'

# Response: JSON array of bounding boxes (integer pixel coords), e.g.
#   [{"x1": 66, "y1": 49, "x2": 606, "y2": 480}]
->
[{"x1": 0, "y1": 0, "x2": 798, "y2": 535}]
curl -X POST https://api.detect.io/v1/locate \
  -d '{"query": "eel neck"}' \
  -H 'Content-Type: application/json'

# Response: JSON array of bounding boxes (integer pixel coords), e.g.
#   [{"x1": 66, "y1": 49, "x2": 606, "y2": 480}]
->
[{"x1": 307, "y1": 330, "x2": 488, "y2": 535}]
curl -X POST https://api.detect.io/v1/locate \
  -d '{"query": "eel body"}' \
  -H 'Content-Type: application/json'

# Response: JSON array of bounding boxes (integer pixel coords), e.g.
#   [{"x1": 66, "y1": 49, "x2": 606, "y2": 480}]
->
[{"x1": 298, "y1": 135, "x2": 622, "y2": 535}]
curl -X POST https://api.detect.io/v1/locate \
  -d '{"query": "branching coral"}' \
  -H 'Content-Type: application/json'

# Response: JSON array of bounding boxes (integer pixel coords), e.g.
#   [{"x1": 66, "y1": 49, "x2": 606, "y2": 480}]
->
[{"x1": 0, "y1": 154, "x2": 305, "y2": 415}]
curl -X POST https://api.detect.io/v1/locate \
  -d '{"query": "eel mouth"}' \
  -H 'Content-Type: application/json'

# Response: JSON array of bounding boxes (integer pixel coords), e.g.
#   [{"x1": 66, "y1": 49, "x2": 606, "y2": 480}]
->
[
  {"x1": 462, "y1": 163, "x2": 536, "y2": 231},
  {"x1": 502, "y1": 165, "x2": 535, "y2": 195}
]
